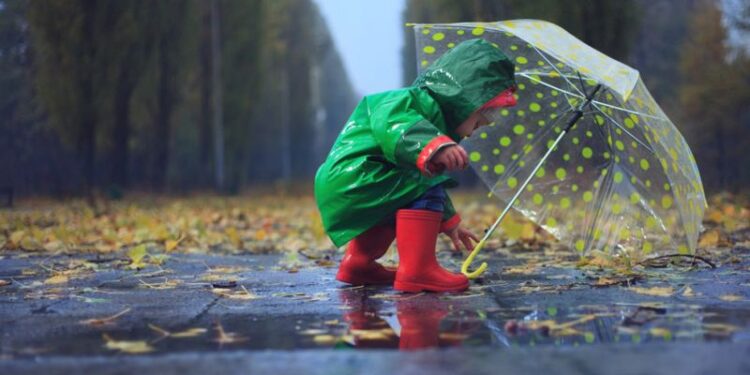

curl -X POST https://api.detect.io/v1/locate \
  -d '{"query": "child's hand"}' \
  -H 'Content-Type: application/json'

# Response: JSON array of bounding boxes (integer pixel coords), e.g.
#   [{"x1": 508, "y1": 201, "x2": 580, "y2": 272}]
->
[
  {"x1": 445, "y1": 225, "x2": 479, "y2": 252},
  {"x1": 431, "y1": 145, "x2": 468, "y2": 172}
]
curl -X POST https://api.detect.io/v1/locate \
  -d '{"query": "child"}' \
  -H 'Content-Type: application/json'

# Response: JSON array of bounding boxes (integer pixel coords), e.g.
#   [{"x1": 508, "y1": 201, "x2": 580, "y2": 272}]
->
[{"x1": 315, "y1": 38, "x2": 517, "y2": 292}]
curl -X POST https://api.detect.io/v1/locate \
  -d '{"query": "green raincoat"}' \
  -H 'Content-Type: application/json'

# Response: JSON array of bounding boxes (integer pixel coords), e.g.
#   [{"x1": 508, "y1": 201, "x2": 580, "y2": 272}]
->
[{"x1": 314, "y1": 39, "x2": 516, "y2": 247}]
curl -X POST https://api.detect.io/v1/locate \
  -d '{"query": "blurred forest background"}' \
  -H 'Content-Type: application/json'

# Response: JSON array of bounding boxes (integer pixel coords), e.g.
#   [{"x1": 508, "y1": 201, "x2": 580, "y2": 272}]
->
[{"x1": 1, "y1": 0, "x2": 749, "y2": 199}]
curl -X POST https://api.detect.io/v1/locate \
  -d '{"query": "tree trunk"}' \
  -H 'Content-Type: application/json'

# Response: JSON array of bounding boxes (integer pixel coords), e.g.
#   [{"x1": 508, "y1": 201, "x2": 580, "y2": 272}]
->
[
  {"x1": 199, "y1": 0, "x2": 213, "y2": 188},
  {"x1": 111, "y1": 67, "x2": 134, "y2": 189},
  {"x1": 211, "y1": 0, "x2": 225, "y2": 192},
  {"x1": 80, "y1": 0, "x2": 97, "y2": 196},
  {"x1": 153, "y1": 36, "x2": 174, "y2": 191}
]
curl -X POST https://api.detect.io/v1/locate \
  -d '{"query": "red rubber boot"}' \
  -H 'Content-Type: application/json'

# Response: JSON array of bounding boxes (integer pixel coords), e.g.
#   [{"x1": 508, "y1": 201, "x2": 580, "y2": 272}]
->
[
  {"x1": 394, "y1": 209, "x2": 469, "y2": 292},
  {"x1": 336, "y1": 225, "x2": 397, "y2": 285},
  {"x1": 397, "y1": 297, "x2": 449, "y2": 350}
]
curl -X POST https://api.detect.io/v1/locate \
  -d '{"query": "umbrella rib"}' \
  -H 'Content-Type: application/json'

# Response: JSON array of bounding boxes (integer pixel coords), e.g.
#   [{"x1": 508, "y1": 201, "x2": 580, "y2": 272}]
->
[
  {"x1": 592, "y1": 103, "x2": 657, "y2": 156},
  {"x1": 526, "y1": 44, "x2": 585, "y2": 97},
  {"x1": 592, "y1": 101, "x2": 665, "y2": 121},
  {"x1": 518, "y1": 72, "x2": 665, "y2": 122},
  {"x1": 516, "y1": 73, "x2": 584, "y2": 100}
]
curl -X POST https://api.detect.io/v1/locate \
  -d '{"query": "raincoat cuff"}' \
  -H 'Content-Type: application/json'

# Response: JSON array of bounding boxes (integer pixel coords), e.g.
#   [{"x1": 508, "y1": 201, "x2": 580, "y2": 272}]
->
[
  {"x1": 440, "y1": 214, "x2": 461, "y2": 233},
  {"x1": 417, "y1": 135, "x2": 456, "y2": 176}
]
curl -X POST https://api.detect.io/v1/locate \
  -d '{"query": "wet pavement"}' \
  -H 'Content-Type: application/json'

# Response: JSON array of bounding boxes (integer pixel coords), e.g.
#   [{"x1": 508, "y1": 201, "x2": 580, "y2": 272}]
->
[{"x1": 2, "y1": 247, "x2": 750, "y2": 374}]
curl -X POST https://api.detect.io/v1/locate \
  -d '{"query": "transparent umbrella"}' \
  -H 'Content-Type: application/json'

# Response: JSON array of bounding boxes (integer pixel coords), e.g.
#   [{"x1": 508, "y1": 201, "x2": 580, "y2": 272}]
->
[{"x1": 411, "y1": 20, "x2": 707, "y2": 278}]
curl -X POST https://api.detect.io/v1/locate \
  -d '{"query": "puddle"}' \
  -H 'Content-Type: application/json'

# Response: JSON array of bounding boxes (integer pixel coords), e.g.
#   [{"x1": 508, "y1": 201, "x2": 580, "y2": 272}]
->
[
  {"x1": 305, "y1": 288, "x2": 750, "y2": 350},
  {"x1": 3, "y1": 286, "x2": 750, "y2": 357}
]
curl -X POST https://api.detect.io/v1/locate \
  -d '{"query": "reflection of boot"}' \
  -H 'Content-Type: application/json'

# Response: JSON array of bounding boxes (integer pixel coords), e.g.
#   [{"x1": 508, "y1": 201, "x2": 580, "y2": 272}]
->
[
  {"x1": 338, "y1": 289, "x2": 398, "y2": 348},
  {"x1": 394, "y1": 210, "x2": 468, "y2": 292},
  {"x1": 397, "y1": 298, "x2": 448, "y2": 350},
  {"x1": 336, "y1": 225, "x2": 396, "y2": 285}
]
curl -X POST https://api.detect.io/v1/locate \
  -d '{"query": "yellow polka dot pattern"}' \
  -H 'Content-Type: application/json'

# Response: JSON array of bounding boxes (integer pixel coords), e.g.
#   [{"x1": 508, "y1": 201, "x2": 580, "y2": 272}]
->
[{"x1": 411, "y1": 21, "x2": 705, "y2": 258}]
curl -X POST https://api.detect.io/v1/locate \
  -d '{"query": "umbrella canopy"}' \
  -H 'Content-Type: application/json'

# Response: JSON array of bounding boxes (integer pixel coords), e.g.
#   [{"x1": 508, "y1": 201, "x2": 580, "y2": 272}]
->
[{"x1": 411, "y1": 20, "x2": 706, "y2": 258}]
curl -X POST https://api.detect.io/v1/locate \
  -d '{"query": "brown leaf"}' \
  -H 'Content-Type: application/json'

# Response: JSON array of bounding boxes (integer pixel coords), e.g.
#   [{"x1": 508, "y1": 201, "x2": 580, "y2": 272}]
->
[
  {"x1": 629, "y1": 286, "x2": 674, "y2": 297},
  {"x1": 213, "y1": 322, "x2": 247, "y2": 345},
  {"x1": 43, "y1": 274, "x2": 69, "y2": 285},
  {"x1": 80, "y1": 307, "x2": 131, "y2": 326},
  {"x1": 102, "y1": 334, "x2": 154, "y2": 354},
  {"x1": 719, "y1": 294, "x2": 744, "y2": 302}
]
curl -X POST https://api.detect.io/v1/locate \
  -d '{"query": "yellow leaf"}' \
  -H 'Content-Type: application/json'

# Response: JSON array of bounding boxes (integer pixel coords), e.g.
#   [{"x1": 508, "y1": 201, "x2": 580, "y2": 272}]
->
[
  {"x1": 521, "y1": 223, "x2": 536, "y2": 241},
  {"x1": 103, "y1": 334, "x2": 154, "y2": 354},
  {"x1": 10, "y1": 230, "x2": 25, "y2": 245},
  {"x1": 682, "y1": 286, "x2": 696, "y2": 297},
  {"x1": 698, "y1": 230, "x2": 720, "y2": 248},
  {"x1": 80, "y1": 308, "x2": 131, "y2": 326},
  {"x1": 172, "y1": 328, "x2": 208, "y2": 338},
  {"x1": 212, "y1": 285, "x2": 261, "y2": 300},
  {"x1": 150, "y1": 253, "x2": 169, "y2": 265},
  {"x1": 351, "y1": 328, "x2": 395, "y2": 341},
  {"x1": 128, "y1": 244, "x2": 147, "y2": 269},
  {"x1": 165, "y1": 240, "x2": 179, "y2": 252},
  {"x1": 505, "y1": 263, "x2": 539, "y2": 275},
  {"x1": 312, "y1": 334, "x2": 337, "y2": 344},
  {"x1": 213, "y1": 322, "x2": 247, "y2": 345},
  {"x1": 703, "y1": 323, "x2": 740, "y2": 335},
  {"x1": 649, "y1": 327, "x2": 672, "y2": 340},
  {"x1": 44, "y1": 274, "x2": 69, "y2": 284},
  {"x1": 225, "y1": 227, "x2": 242, "y2": 248},
  {"x1": 629, "y1": 286, "x2": 674, "y2": 297},
  {"x1": 148, "y1": 324, "x2": 207, "y2": 338},
  {"x1": 719, "y1": 294, "x2": 744, "y2": 302}
]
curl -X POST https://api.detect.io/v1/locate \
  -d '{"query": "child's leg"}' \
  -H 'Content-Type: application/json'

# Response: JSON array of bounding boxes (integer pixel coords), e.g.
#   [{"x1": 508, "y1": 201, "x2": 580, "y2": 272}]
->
[
  {"x1": 403, "y1": 185, "x2": 447, "y2": 213},
  {"x1": 336, "y1": 224, "x2": 397, "y2": 286},
  {"x1": 394, "y1": 185, "x2": 468, "y2": 293}
]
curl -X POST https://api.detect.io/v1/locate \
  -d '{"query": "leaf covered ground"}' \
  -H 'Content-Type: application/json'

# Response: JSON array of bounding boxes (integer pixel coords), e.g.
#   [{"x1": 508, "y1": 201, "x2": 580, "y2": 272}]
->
[{"x1": 1, "y1": 191, "x2": 748, "y2": 268}]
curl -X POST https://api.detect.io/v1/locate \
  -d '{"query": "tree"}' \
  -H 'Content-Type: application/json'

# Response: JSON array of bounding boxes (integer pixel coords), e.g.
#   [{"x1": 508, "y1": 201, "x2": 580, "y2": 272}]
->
[
  {"x1": 27, "y1": 0, "x2": 103, "y2": 194},
  {"x1": 679, "y1": 0, "x2": 750, "y2": 191}
]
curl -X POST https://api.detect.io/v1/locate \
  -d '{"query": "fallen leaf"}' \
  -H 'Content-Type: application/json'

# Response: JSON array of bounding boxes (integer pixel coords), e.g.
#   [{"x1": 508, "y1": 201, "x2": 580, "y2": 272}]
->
[
  {"x1": 703, "y1": 323, "x2": 740, "y2": 335},
  {"x1": 128, "y1": 244, "x2": 148, "y2": 269},
  {"x1": 80, "y1": 307, "x2": 131, "y2": 326},
  {"x1": 312, "y1": 334, "x2": 337, "y2": 344},
  {"x1": 682, "y1": 286, "x2": 696, "y2": 297},
  {"x1": 165, "y1": 240, "x2": 179, "y2": 252},
  {"x1": 649, "y1": 327, "x2": 673, "y2": 340},
  {"x1": 225, "y1": 227, "x2": 242, "y2": 249},
  {"x1": 299, "y1": 329, "x2": 328, "y2": 335},
  {"x1": 148, "y1": 324, "x2": 207, "y2": 339},
  {"x1": 213, "y1": 322, "x2": 247, "y2": 345},
  {"x1": 351, "y1": 328, "x2": 396, "y2": 341},
  {"x1": 212, "y1": 285, "x2": 261, "y2": 300},
  {"x1": 719, "y1": 294, "x2": 744, "y2": 302},
  {"x1": 628, "y1": 286, "x2": 674, "y2": 297},
  {"x1": 138, "y1": 279, "x2": 181, "y2": 290},
  {"x1": 172, "y1": 328, "x2": 208, "y2": 338},
  {"x1": 44, "y1": 274, "x2": 69, "y2": 285},
  {"x1": 103, "y1": 333, "x2": 154, "y2": 354}
]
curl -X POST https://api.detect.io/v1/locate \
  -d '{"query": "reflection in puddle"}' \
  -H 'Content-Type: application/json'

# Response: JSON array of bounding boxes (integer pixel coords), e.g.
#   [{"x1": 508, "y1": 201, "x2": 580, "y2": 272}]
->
[
  {"x1": 337, "y1": 288, "x2": 481, "y2": 350},
  {"x1": 332, "y1": 288, "x2": 750, "y2": 350}
]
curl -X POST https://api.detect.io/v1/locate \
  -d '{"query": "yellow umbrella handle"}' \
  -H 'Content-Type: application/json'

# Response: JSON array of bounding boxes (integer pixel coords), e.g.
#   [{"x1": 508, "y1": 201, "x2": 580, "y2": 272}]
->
[{"x1": 461, "y1": 238, "x2": 488, "y2": 279}]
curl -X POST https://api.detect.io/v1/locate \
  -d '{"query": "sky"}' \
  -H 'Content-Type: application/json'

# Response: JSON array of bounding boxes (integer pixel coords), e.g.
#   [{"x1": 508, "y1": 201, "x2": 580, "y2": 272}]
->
[{"x1": 313, "y1": 0, "x2": 406, "y2": 96}]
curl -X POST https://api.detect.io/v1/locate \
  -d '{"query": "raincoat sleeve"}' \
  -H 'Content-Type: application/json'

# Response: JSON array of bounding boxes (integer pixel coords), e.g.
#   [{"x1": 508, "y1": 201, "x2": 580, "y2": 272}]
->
[
  {"x1": 370, "y1": 91, "x2": 456, "y2": 176},
  {"x1": 441, "y1": 193, "x2": 461, "y2": 232}
]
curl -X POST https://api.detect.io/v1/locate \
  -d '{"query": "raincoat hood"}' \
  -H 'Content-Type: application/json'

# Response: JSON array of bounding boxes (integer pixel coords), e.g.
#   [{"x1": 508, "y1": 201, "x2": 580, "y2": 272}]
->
[{"x1": 413, "y1": 38, "x2": 516, "y2": 130}]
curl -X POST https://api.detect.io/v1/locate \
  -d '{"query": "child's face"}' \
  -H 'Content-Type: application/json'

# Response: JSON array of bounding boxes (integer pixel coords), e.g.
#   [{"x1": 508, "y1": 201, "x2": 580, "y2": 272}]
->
[{"x1": 456, "y1": 111, "x2": 491, "y2": 139}]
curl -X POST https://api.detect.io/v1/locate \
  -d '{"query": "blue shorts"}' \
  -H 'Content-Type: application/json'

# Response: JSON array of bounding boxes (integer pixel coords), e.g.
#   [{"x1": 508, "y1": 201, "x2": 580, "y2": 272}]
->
[{"x1": 404, "y1": 185, "x2": 446, "y2": 213}]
